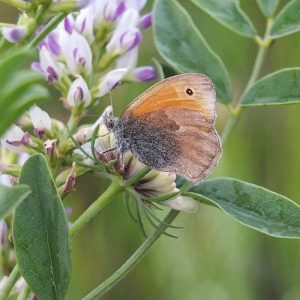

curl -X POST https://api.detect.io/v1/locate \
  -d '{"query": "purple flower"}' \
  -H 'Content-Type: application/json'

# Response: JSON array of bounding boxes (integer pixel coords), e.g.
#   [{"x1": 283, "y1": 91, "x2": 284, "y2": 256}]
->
[
  {"x1": 64, "y1": 16, "x2": 73, "y2": 34},
  {"x1": 75, "y1": 7, "x2": 95, "y2": 43},
  {"x1": 65, "y1": 31, "x2": 92, "y2": 75},
  {"x1": 139, "y1": 13, "x2": 152, "y2": 29},
  {"x1": 38, "y1": 45, "x2": 64, "y2": 83},
  {"x1": 29, "y1": 105, "x2": 52, "y2": 137},
  {"x1": 106, "y1": 9, "x2": 140, "y2": 54},
  {"x1": 48, "y1": 33, "x2": 61, "y2": 56},
  {"x1": 131, "y1": 66, "x2": 157, "y2": 82},
  {"x1": 103, "y1": 0, "x2": 126, "y2": 22},
  {"x1": 120, "y1": 29, "x2": 142, "y2": 52},
  {"x1": 96, "y1": 68, "x2": 127, "y2": 97},
  {"x1": 1, "y1": 125, "x2": 31, "y2": 152},
  {"x1": 2, "y1": 26, "x2": 26, "y2": 43},
  {"x1": 67, "y1": 76, "x2": 91, "y2": 107}
]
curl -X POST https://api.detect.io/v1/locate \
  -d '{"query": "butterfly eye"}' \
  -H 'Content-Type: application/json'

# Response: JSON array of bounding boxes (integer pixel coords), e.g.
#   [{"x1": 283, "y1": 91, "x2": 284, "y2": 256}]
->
[
  {"x1": 104, "y1": 117, "x2": 115, "y2": 130},
  {"x1": 107, "y1": 119, "x2": 114, "y2": 129},
  {"x1": 186, "y1": 88, "x2": 193, "y2": 96}
]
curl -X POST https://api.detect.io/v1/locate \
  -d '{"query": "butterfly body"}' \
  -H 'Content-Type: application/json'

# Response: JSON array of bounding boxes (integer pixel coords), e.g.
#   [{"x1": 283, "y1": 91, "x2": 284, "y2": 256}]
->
[{"x1": 105, "y1": 73, "x2": 222, "y2": 183}]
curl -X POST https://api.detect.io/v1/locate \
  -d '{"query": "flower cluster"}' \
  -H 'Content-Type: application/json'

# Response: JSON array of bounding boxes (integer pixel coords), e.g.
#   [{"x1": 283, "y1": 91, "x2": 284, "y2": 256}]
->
[
  {"x1": 30, "y1": 0, "x2": 156, "y2": 111},
  {"x1": 0, "y1": 0, "x2": 198, "y2": 236}
]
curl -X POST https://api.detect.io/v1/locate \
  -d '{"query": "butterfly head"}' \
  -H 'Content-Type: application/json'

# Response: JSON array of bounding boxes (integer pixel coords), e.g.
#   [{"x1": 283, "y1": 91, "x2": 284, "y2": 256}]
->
[{"x1": 103, "y1": 108, "x2": 117, "y2": 132}]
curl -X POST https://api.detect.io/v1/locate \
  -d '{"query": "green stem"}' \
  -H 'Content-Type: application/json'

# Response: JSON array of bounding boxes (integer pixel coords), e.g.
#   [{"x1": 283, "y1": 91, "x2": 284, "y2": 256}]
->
[
  {"x1": 0, "y1": 265, "x2": 20, "y2": 300},
  {"x1": 69, "y1": 181, "x2": 122, "y2": 239},
  {"x1": 17, "y1": 284, "x2": 31, "y2": 300},
  {"x1": 0, "y1": 0, "x2": 28, "y2": 10},
  {"x1": 82, "y1": 209, "x2": 179, "y2": 300},
  {"x1": 124, "y1": 166, "x2": 151, "y2": 186},
  {"x1": 26, "y1": 13, "x2": 67, "y2": 49},
  {"x1": 221, "y1": 19, "x2": 273, "y2": 145},
  {"x1": 221, "y1": 108, "x2": 241, "y2": 144}
]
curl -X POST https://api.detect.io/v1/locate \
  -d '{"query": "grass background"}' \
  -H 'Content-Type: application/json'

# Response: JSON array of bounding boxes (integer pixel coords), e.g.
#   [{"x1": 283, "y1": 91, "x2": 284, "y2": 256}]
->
[{"x1": 1, "y1": 0, "x2": 300, "y2": 299}]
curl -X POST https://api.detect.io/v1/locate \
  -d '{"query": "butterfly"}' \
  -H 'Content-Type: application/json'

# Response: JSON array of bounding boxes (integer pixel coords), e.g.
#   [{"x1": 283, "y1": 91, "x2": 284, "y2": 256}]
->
[{"x1": 104, "y1": 73, "x2": 222, "y2": 183}]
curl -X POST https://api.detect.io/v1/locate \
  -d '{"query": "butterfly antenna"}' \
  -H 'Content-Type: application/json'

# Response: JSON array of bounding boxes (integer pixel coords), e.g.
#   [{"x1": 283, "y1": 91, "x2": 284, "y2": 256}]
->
[{"x1": 107, "y1": 83, "x2": 114, "y2": 114}]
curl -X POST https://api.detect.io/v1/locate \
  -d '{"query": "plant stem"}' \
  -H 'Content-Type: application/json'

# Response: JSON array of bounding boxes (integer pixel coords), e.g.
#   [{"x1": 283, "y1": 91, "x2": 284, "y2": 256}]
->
[
  {"x1": 26, "y1": 13, "x2": 67, "y2": 49},
  {"x1": 221, "y1": 107, "x2": 241, "y2": 144},
  {"x1": 221, "y1": 19, "x2": 273, "y2": 145},
  {"x1": 82, "y1": 209, "x2": 179, "y2": 300},
  {"x1": 69, "y1": 181, "x2": 122, "y2": 239},
  {"x1": 0, "y1": 265, "x2": 20, "y2": 300},
  {"x1": 0, "y1": 0, "x2": 28, "y2": 10}
]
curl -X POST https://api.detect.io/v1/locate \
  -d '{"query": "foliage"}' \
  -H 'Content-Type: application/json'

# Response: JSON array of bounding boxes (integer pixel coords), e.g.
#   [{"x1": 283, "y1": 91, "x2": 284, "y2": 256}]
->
[{"x1": 0, "y1": 0, "x2": 300, "y2": 299}]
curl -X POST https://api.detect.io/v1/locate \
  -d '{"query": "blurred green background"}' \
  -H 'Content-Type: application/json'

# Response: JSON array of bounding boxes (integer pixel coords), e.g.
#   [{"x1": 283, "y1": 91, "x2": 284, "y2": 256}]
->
[{"x1": 2, "y1": 0, "x2": 300, "y2": 299}]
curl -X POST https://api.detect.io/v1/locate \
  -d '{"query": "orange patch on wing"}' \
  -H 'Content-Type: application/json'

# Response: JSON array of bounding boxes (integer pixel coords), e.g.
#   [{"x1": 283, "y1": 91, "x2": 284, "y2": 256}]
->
[{"x1": 123, "y1": 73, "x2": 216, "y2": 123}]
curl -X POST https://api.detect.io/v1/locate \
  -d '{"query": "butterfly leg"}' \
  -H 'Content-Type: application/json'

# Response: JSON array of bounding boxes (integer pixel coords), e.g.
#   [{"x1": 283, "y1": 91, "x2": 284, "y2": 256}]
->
[
  {"x1": 100, "y1": 146, "x2": 117, "y2": 154},
  {"x1": 118, "y1": 141, "x2": 129, "y2": 172},
  {"x1": 118, "y1": 148, "x2": 125, "y2": 171}
]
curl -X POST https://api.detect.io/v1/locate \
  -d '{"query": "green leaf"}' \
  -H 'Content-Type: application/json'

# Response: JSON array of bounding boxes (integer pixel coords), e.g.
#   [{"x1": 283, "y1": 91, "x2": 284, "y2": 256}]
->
[
  {"x1": 153, "y1": 0, "x2": 233, "y2": 104},
  {"x1": 0, "y1": 48, "x2": 49, "y2": 138},
  {"x1": 240, "y1": 68, "x2": 300, "y2": 106},
  {"x1": 256, "y1": 0, "x2": 280, "y2": 17},
  {"x1": 0, "y1": 48, "x2": 33, "y2": 92},
  {"x1": 13, "y1": 154, "x2": 71, "y2": 300},
  {"x1": 270, "y1": 0, "x2": 300, "y2": 38},
  {"x1": 0, "y1": 183, "x2": 31, "y2": 219},
  {"x1": 188, "y1": 177, "x2": 300, "y2": 238},
  {"x1": 1, "y1": 70, "x2": 43, "y2": 103},
  {"x1": 190, "y1": 0, "x2": 257, "y2": 37},
  {"x1": 0, "y1": 84, "x2": 49, "y2": 137}
]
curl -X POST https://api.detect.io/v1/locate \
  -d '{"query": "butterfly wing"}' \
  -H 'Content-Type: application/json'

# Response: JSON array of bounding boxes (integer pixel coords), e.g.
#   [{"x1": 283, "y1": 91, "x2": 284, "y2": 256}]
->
[{"x1": 119, "y1": 73, "x2": 222, "y2": 183}]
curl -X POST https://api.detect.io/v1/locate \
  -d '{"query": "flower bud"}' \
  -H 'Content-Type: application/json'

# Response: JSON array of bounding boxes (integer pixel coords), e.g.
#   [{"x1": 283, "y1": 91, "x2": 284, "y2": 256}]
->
[
  {"x1": 75, "y1": 7, "x2": 95, "y2": 43},
  {"x1": 65, "y1": 31, "x2": 92, "y2": 75},
  {"x1": 44, "y1": 139, "x2": 57, "y2": 157},
  {"x1": 164, "y1": 196, "x2": 200, "y2": 213},
  {"x1": 2, "y1": 25, "x2": 26, "y2": 43},
  {"x1": 39, "y1": 32, "x2": 61, "y2": 57},
  {"x1": 1, "y1": 125, "x2": 31, "y2": 152},
  {"x1": 29, "y1": 105, "x2": 52, "y2": 137},
  {"x1": 106, "y1": 9, "x2": 140, "y2": 54},
  {"x1": 104, "y1": 0, "x2": 126, "y2": 22},
  {"x1": 138, "y1": 13, "x2": 152, "y2": 29},
  {"x1": 95, "y1": 68, "x2": 127, "y2": 97},
  {"x1": 64, "y1": 16, "x2": 73, "y2": 34},
  {"x1": 67, "y1": 75, "x2": 91, "y2": 107},
  {"x1": 129, "y1": 66, "x2": 157, "y2": 82},
  {"x1": 120, "y1": 29, "x2": 142, "y2": 52},
  {"x1": 73, "y1": 126, "x2": 92, "y2": 145},
  {"x1": 62, "y1": 162, "x2": 76, "y2": 195},
  {"x1": 38, "y1": 45, "x2": 64, "y2": 83}
]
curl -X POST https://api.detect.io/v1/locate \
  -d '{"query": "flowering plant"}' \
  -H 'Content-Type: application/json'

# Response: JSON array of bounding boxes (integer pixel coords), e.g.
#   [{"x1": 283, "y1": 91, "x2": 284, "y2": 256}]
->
[{"x1": 1, "y1": 0, "x2": 300, "y2": 299}]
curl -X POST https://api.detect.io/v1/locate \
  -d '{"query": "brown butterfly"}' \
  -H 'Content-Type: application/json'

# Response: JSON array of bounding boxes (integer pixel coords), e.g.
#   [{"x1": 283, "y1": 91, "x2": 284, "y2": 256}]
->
[{"x1": 104, "y1": 73, "x2": 222, "y2": 183}]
